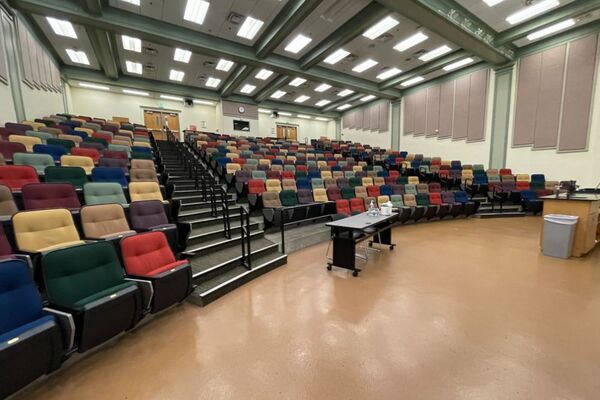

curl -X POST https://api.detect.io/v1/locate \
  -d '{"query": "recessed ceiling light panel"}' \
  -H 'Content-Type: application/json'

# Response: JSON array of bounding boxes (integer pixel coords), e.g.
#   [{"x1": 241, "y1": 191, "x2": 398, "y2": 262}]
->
[
  {"x1": 255, "y1": 69, "x2": 274, "y2": 80},
  {"x1": 315, "y1": 84, "x2": 332, "y2": 93},
  {"x1": 363, "y1": 16, "x2": 399, "y2": 40},
  {"x1": 394, "y1": 32, "x2": 429, "y2": 52},
  {"x1": 324, "y1": 49, "x2": 350, "y2": 65},
  {"x1": 169, "y1": 69, "x2": 185, "y2": 82},
  {"x1": 289, "y1": 77, "x2": 307, "y2": 87},
  {"x1": 271, "y1": 90, "x2": 286, "y2": 99},
  {"x1": 121, "y1": 35, "x2": 141, "y2": 52},
  {"x1": 46, "y1": 17, "x2": 77, "y2": 39},
  {"x1": 401, "y1": 76, "x2": 425, "y2": 87},
  {"x1": 240, "y1": 84, "x2": 256, "y2": 94},
  {"x1": 125, "y1": 60, "x2": 143, "y2": 74},
  {"x1": 285, "y1": 34, "x2": 312, "y2": 54},
  {"x1": 506, "y1": 0, "x2": 559, "y2": 25},
  {"x1": 184, "y1": 0, "x2": 210, "y2": 25},
  {"x1": 216, "y1": 59, "x2": 234, "y2": 72},
  {"x1": 123, "y1": 89, "x2": 149, "y2": 96},
  {"x1": 419, "y1": 45, "x2": 452, "y2": 62},
  {"x1": 337, "y1": 89, "x2": 354, "y2": 97},
  {"x1": 237, "y1": 16, "x2": 264, "y2": 40},
  {"x1": 66, "y1": 49, "x2": 90, "y2": 65},
  {"x1": 352, "y1": 59, "x2": 378, "y2": 73},
  {"x1": 206, "y1": 77, "x2": 221, "y2": 88},
  {"x1": 174, "y1": 48, "x2": 192, "y2": 63},
  {"x1": 376, "y1": 68, "x2": 402, "y2": 80},
  {"x1": 295, "y1": 95, "x2": 310, "y2": 103}
]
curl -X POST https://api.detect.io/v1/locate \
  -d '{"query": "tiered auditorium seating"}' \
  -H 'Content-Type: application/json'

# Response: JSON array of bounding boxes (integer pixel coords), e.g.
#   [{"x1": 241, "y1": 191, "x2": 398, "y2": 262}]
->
[{"x1": 0, "y1": 115, "x2": 194, "y2": 398}]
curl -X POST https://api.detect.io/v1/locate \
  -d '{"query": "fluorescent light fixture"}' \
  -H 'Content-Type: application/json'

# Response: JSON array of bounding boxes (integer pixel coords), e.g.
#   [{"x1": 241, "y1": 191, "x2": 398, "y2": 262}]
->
[
  {"x1": 315, "y1": 100, "x2": 331, "y2": 107},
  {"x1": 271, "y1": 90, "x2": 286, "y2": 99},
  {"x1": 237, "y1": 16, "x2": 264, "y2": 40},
  {"x1": 123, "y1": 89, "x2": 149, "y2": 96},
  {"x1": 506, "y1": 0, "x2": 559, "y2": 25},
  {"x1": 183, "y1": 0, "x2": 210, "y2": 25},
  {"x1": 419, "y1": 45, "x2": 452, "y2": 61},
  {"x1": 315, "y1": 83, "x2": 332, "y2": 93},
  {"x1": 360, "y1": 95, "x2": 376, "y2": 102},
  {"x1": 169, "y1": 69, "x2": 185, "y2": 82},
  {"x1": 121, "y1": 35, "x2": 141, "y2": 52},
  {"x1": 174, "y1": 48, "x2": 192, "y2": 63},
  {"x1": 297, "y1": 114, "x2": 312, "y2": 119},
  {"x1": 66, "y1": 49, "x2": 90, "y2": 65},
  {"x1": 443, "y1": 57, "x2": 475, "y2": 71},
  {"x1": 376, "y1": 67, "x2": 402, "y2": 80},
  {"x1": 205, "y1": 77, "x2": 221, "y2": 88},
  {"x1": 316, "y1": 117, "x2": 330, "y2": 121},
  {"x1": 401, "y1": 76, "x2": 425, "y2": 87},
  {"x1": 527, "y1": 19, "x2": 576, "y2": 41},
  {"x1": 160, "y1": 94, "x2": 184, "y2": 101},
  {"x1": 194, "y1": 99, "x2": 215, "y2": 105},
  {"x1": 352, "y1": 59, "x2": 378, "y2": 73},
  {"x1": 121, "y1": 0, "x2": 140, "y2": 5},
  {"x1": 295, "y1": 95, "x2": 310, "y2": 103},
  {"x1": 279, "y1": 112, "x2": 292, "y2": 116},
  {"x1": 363, "y1": 16, "x2": 399, "y2": 40},
  {"x1": 337, "y1": 89, "x2": 354, "y2": 97},
  {"x1": 259, "y1": 108, "x2": 271, "y2": 114},
  {"x1": 46, "y1": 17, "x2": 77, "y2": 39},
  {"x1": 285, "y1": 34, "x2": 312, "y2": 54},
  {"x1": 255, "y1": 69, "x2": 273, "y2": 80},
  {"x1": 482, "y1": 0, "x2": 505, "y2": 6},
  {"x1": 324, "y1": 49, "x2": 350, "y2": 65},
  {"x1": 337, "y1": 104, "x2": 352, "y2": 111},
  {"x1": 216, "y1": 59, "x2": 234, "y2": 72},
  {"x1": 79, "y1": 82, "x2": 109, "y2": 91},
  {"x1": 394, "y1": 32, "x2": 429, "y2": 52},
  {"x1": 289, "y1": 77, "x2": 307, "y2": 87},
  {"x1": 240, "y1": 84, "x2": 256, "y2": 94},
  {"x1": 125, "y1": 61, "x2": 142, "y2": 75}
]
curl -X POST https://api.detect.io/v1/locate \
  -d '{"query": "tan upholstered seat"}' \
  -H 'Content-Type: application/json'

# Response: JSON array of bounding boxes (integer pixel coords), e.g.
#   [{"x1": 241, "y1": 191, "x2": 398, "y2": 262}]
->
[
  {"x1": 516, "y1": 174, "x2": 530, "y2": 182},
  {"x1": 282, "y1": 179, "x2": 297, "y2": 192},
  {"x1": 12, "y1": 208, "x2": 84, "y2": 253},
  {"x1": 80, "y1": 204, "x2": 136, "y2": 239},
  {"x1": 373, "y1": 177, "x2": 385, "y2": 186},
  {"x1": 403, "y1": 194, "x2": 417, "y2": 207},
  {"x1": 21, "y1": 120, "x2": 45, "y2": 130},
  {"x1": 130, "y1": 159, "x2": 155, "y2": 170},
  {"x1": 261, "y1": 192, "x2": 282, "y2": 208},
  {"x1": 362, "y1": 177, "x2": 373, "y2": 187},
  {"x1": 75, "y1": 127, "x2": 94, "y2": 136},
  {"x1": 377, "y1": 195, "x2": 390, "y2": 207},
  {"x1": 0, "y1": 184, "x2": 18, "y2": 217},
  {"x1": 321, "y1": 171, "x2": 332, "y2": 180},
  {"x1": 129, "y1": 182, "x2": 163, "y2": 202},
  {"x1": 417, "y1": 184, "x2": 429, "y2": 194},
  {"x1": 407, "y1": 176, "x2": 420, "y2": 185},
  {"x1": 352, "y1": 165, "x2": 362, "y2": 173},
  {"x1": 265, "y1": 179, "x2": 282, "y2": 193},
  {"x1": 9, "y1": 135, "x2": 41, "y2": 152},
  {"x1": 354, "y1": 186, "x2": 367, "y2": 199},
  {"x1": 129, "y1": 169, "x2": 159, "y2": 183},
  {"x1": 313, "y1": 188, "x2": 328, "y2": 202},
  {"x1": 61, "y1": 155, "x2": 95, "y2": 174},
  {"x1": 226, "y1": 163, "x2": 241, "y2": 175}
]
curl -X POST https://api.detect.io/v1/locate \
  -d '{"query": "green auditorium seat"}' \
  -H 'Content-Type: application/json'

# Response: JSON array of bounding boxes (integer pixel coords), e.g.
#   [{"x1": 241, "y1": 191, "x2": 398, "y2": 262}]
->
[
  {"x1": 13, "y1": 152, "x2": 55, "y2": 174},
  {"x1": 341, "y1": 187, "x2": 355, "y2": 200},
  {"x1": 83, "y1": 182, "x2": 128, "y2": 205},
  {"x1": 44, "y1": 166, "x2": 88, "y2": 189},
  {"x1": 279, "y1": 189, "x2": 299, "y2": 207},
  {"x1": 26, "y1": 130, "x2": 54, "y2": 143},
  {"x1": 132, "y1": 151, "x2": 153, "y2": 160},
  {"x1": 41, "y1": 241, "x2": 142, "y2": 352},
  {"x1": 47, "y1": 138, "x2": 75, "y2": 152},
  {"x1": 348, "y1": 177, "x2": 362, "y2": 188}
]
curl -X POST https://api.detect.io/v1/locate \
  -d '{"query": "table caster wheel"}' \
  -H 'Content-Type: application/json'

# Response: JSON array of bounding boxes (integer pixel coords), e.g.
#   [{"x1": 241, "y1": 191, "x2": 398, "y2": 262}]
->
[
  {"x1": 390, "y1": 245, "x2": 395, "y2": 250},
  {"x1": 326, "y1": 264, "x2": 332, "y2": 271},
  {"x1": 352, "y1": 270, "x2": 358, "y2": 277},
  {"x1": 368, "y1": 242, "x2": 373, "y2": 247}
]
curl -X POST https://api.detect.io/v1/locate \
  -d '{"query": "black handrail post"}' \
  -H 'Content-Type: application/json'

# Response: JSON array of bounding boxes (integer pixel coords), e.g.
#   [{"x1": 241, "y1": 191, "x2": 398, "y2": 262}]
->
[{"x1": 280, "y1": 208, "x2": 286, "y2": 254}]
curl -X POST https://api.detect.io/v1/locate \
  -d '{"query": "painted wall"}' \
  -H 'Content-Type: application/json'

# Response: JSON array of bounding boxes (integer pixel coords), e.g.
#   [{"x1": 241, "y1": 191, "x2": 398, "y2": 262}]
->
[
  {"x1": 0, "y1": 76, "x2": 16, "y2": 124},
  {"x1": 258, "y1": 113, "x2": 334, "y2": 142},
  {"x1": 21, "y1": 84, "x2": 65, "y2": 120},
  {"x1": 505, "y1": 59, "x2": 600, "y2": 188},
  {"x1": 67, "y1": 85, "x2": 218, "y2": 131}
]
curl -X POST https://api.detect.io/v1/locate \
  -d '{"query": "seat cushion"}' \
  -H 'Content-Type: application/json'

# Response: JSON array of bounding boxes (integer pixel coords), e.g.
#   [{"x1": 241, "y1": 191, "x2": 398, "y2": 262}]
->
[
  {"x1": 0, "y1": 315, "x2": 55, "y2": 343},
  {"x1": 37, "y1": 240, "x2": 85, "y2": 253},
  {"x1": 72, "y1": 281, "x2": 137, "y2": 310},
  {"x1": 141, "y1": 260, "x2": 189, "y2": 278}
]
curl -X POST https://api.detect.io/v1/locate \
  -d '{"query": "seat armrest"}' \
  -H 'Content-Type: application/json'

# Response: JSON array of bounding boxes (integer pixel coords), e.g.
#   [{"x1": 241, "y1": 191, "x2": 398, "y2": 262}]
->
[
  {"x1": 13, "y1": 254, "x2": 34, "y2": 272},
  {"x1": 125, "y1": 278, "x2": 154, "y2": 311},
  {"x1": 43, "y1": 307, "x2": 76, "y2": 350}
]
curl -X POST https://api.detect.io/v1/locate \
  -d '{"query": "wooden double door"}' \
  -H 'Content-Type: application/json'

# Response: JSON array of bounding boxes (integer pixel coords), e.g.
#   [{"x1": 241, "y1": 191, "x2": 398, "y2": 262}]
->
[
  {"x1": 276, "y1": 125, "x2": 297, "y2": 140},
  {"x1": 143, "y1": 110, "x2": 180, "y2": 140}
]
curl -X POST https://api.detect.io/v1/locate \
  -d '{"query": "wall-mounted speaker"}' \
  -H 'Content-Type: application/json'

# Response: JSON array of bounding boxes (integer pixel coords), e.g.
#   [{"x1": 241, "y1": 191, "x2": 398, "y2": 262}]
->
[
  {"x1": 271, "y1": 111, "x2": 279, "y2": 118},
  {"x1": 184, "y1": 99, "x2": 193, "y2": 107}
]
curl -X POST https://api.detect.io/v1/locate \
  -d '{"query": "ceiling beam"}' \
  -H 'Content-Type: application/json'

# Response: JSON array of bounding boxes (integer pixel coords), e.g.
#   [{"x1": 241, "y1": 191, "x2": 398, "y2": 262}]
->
[
  {"x1": 495, "y1": 0, "x2": 600, "y2": 46},
  {"x1": 373, "y1": 0, "x2": 513, "y2": 65},
  {"x1": 219, "y1": 65, "x2": 252, "y2": 98},
  {"x1": 10, "y1": 0, "x2": 402, "y2": 99},
  {"x1": 322, "y1": 93, "x2": 365, "y2": 113},
  {"x1": 516, "y1": 19, "x2": 600, "y2": 58},
  {"x1": 254, "y1": 0, "x2": 321, "y2": 59},
  {"x1": 379, "y1": 49, "x2": 468, "y2": 90},
  {"x1": 82, "y1": 0, "x2": 102, "y2": 16},
  {"x1": 62, "y1": 66, "x2": 341, "y2": 118},
  {"x1": 254, "y1": 75, "x2": 290, "y2": 102},
  {"x1": 85, "y1": 28, "x2": 120, "y2": 79},
  {"x1": 298, "y1": 2, "x2": 389, "y2": 70}
]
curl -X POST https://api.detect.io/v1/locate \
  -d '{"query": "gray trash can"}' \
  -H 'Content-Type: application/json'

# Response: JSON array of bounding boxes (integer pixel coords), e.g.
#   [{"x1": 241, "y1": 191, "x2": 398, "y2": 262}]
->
[{"x1": 543, "y1": 214, "x2": 579, "y2": 259}]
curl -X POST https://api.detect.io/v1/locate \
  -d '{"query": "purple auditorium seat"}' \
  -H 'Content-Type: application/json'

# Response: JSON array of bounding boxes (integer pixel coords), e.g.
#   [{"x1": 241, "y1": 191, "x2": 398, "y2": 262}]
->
[
  {"x1": 80, "y1": 141, "x2": 105, "y2": 152},
  {"x1": 102, "y1": 150, "x2": 129, "y2": 161},
  {"x1": 21, "y1": 183, "x2": 81, "y2": 210},
  {"x1": 98, "y1": 157, "x2": 129, "y2": 173},
  {"x1": 129, "y1": 200, "x2": 184, "y2": 252},
  {"x1": 0, "y1": 142, "x2": 27, "y2": 162},
  {"x1": 5, "y1": 123, "x2": 32, "y2": 134}
]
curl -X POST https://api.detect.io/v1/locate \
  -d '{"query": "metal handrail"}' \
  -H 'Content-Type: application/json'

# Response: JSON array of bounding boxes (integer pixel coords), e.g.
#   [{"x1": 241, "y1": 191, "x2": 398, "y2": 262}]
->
[{"x1": 240, "y1": 204, "x2": 252, "y2": 270}]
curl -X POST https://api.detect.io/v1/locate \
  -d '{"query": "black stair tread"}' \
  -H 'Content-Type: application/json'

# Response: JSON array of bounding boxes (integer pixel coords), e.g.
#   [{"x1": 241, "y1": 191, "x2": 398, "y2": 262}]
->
[
  {"x1": 190, "y1": 221, "x2": 258, "y2": 237},
  {"x1": 184, "y1": 230, "x2": 263, "y2": 252},
  {"x1": 179, "y1": 205, "x2": 241, "y2": 217},
  {"x1": 189, "y1": 237, "x2": 278, "y2": 273}
]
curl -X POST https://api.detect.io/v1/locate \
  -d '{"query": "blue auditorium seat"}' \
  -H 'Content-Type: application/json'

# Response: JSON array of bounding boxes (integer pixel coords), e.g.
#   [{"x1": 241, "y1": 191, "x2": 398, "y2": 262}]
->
[{"x1": 91, "y1": 167, "x2": 128, "y2": 187}]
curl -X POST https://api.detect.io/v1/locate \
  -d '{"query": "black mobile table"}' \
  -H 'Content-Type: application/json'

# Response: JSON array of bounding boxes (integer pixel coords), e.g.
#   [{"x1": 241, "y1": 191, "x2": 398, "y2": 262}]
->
[{"x1": 325, "y1": 212, "x2": 398, "y2": 277}]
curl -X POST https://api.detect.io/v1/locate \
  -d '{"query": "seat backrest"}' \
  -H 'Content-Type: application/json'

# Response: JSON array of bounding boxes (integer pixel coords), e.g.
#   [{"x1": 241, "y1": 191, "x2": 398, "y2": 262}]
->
[
  {"x1": 22, "y1": 183, "x2": 80, "y2": 210},
  {"x1": 279, "y1": 190, "x2": 298, "y2": 207},
  {"x1": 13, "y1": 152, "x2": 55, "y2": 174},
  {"x1": 407, "y1": 176, "x2": 419, "y2": 184},
  {"x1": 373, "y1": 177, "x2": 385, "y2": 186},
  {"x1": 417, "y1": 183, "x2": 429, "y2": 194},
  {"x1": 129, "y1": 200, "x2": 169, "y2": 230},
  {"x1": 0, "y1": 165, "x2": 39, "y2": 190},
  {"x1": 247, "y1": 179, "x2": 265, "y2": 194},
  {"x1": 120, "y1": 232, "x2": 178, "y2": 277},
  {"x1": 403, "y1": 194, "x2": 417, "y2": 207},
  {"x1": 44, "y1": 166, "x2": 88, "y2": 189},
  {"x1": 281, "y1": 179, "x2": 297, "y2": 192},
  {"x1": 313, "y1": 188, "x2": 328, "y2": 202},
  {"x1": 377, "y1": 195, "x2": 389, "y2": 207},
  {"x1": 71, "y1": 147, "x2": 101, "y2": 162},
  {"x1": 81, "y1": 204, "x2": 131, "y2": 238},
  {"x1": 362, "y1": 177, "x2": 373, "y2": 187},
  {"x1": 129, "y1": 182, "x2": 163, "y2": 202},
  {"x1": 326, "y1": 187, "x2": 341, "y2": 201},
  {"x1": 311, "y1": 178, "x2": 324, "y2": 190},
  {"x1": 84, "y1": 182, "x2": 127, "y2": 205},
  {"x1": 61, "y1": 155, "x2": 94, "y2": 174},
  {"x1": 442, "y1": 191, "x2": 455, "y2": 203},
  {"x1": 296, "y1": 189, "x2": 313, "y2": 204},
  {"x1": 0, "y1": 184, "x2": 17, "y2": 217},
  {"x1": 9, "y1": 134, "x2": 41, "y2": 151},
  {"x1": 41, "y1": 241, "x2": 125, "y2": 308},
  {"x1": 454, "y1": 191, "x2": 469, "y2": 203},
  {"x1": 335, "y1": 199, "x2": 351, "y2": 216},
  {"x1": 367, "y1": 185, "x2": 380, "y2": 197},
  {"x1": 13, "y1": 208, "x2": 81, "y2": 252},
  {"x1": 0, "y1": 141, "x2": 27, "y2": 161},
  {"x1": 262, "y1": 191, "x2": 282, "y2": 208},
  {"x1": 390, "y1": 194, "x2": 404, "y2": 208},
  {"x1": 265, "y1": 179, "x2": 282, "y2": 193},
  {"x1": 350, "y1": 198, "x2": 365, "y2": 213},
  {"x1": 130, "y1": 168, "x2": 159, "y2": 183},
  {"x1": 91, "y1": 167, "x2": 128, "y2": 187},
  {"x1": 130, "y1": 159, "x2": 154, "y2": 170},
  {"x1": 429, "y1": 193, "x2": 443, "y2": 205},
  {"x1": 33, "y1": 144, "x2": 68, "y2": 162},
  {"x1": 404, "y1": 184, "x2": 417, "y2": 194},
  {"x1": 0, "y1": 259, "x2": 46, "y2": 336},
  {"x1": 354, "y1": 186, "x2": 367, "y2": 198}
]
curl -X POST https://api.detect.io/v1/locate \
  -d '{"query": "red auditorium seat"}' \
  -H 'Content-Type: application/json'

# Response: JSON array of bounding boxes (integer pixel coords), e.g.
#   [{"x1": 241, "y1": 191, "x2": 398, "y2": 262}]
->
[
  {"x1": 0, "y1": 166, "x2": 39, "y2": 191},
  {"x1": 93, "y1": 132, "x2": 112, "y2": 143},
  {"x1": 0, "y1": 141, "x2": 27, "y2": 161},
  {"x1": 336, "y1": 199, "x2": 351, "y2": 216},
  {"x1": 350, "y1": 198, "x2": 366, "y2": 214},
  {"x1": 247, "y1": 179, "x2": 265, "y2": 195},
  {"x1": 121, "y1": 232, "x2": 192, "y2": 313},
  {"x1": 367, "y1": 185, "x2": 380, "y2": 197},
  {"x1": 71, "y1": 147, "x2": 101, "y2": 163}
]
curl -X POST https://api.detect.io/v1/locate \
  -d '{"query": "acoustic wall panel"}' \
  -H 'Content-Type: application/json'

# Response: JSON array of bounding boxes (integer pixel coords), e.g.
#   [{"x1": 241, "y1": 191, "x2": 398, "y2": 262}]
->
[
  {"x1": 425, "y1": 85, "x2": 440, "y2": 137},
  {"x1": 342, "y1": 112, "x2": 351, "y2": 128},
  {"x1": 27, "y1": 33, "x2": 40, "y2": 86},
  {"x1": 0, "y1": 21, "x2": 7, "y2": 83},
  {"x1": 348, "y1": 110, "x2": 356, "y2": 129},
  {"x1": 559, "y1": 34, "x2": 598, "y2": 151},
  {"x1": 467, "y1": 69, "x2": 488, "y2": 142},
  {"x1": 513, "y1": 52, "x2": 542, "y2": 146},
  {"x1": 369, "y1": 102, "x2": 379, "y2": 131},
  {"x1": 378, "y1": 101, "x2": 389, "y2": 132},
  {"x1": 452, "y1": 74, "x2": 470, "y2": 139},
  {"x1": 355, "y1": 108, "x2": 364, "y2": 130},
  {"x1": 438, "y1": 80, "x2": 454, "y2": 138},
  {"x1": 533, "y1": 44, "x2": 566, "y2": 149},
  {"x1": 363, "y1": 103, "x2": 371, "y2": 131},
  {"x1": 16, "y1": 21, "x2": 32, "y2": 84},
  {"x1": 413, "y1": 90, "x2": 427, "y2": 135},
  {"x1": 403, "y1": 94, "x2": 414, "y2": 134}
]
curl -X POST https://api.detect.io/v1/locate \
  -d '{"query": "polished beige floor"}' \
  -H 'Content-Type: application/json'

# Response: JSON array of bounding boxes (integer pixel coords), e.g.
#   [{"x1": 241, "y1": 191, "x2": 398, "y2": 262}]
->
[{"x1": 16, "y1": 217, "x2": 600, "y2": 400}]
